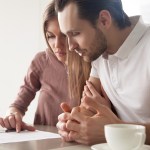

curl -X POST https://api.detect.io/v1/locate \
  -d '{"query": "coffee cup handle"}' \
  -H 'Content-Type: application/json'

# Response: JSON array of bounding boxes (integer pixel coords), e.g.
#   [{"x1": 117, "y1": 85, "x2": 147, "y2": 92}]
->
[{"x1": 133, "y1": 132, "x2": 146, "y2": 150}]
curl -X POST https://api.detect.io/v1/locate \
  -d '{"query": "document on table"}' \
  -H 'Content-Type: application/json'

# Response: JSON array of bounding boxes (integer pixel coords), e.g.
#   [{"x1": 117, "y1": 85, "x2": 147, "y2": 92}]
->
[{"x1": 0, "y1": 130, "x2": 61, "y2": 144}]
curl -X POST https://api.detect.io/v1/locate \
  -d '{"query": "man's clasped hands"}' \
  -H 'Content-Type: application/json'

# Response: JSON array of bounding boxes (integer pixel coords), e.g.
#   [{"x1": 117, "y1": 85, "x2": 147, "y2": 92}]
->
[{"x1": 57, "y1": 81, "x2": 121, "y2": 145}]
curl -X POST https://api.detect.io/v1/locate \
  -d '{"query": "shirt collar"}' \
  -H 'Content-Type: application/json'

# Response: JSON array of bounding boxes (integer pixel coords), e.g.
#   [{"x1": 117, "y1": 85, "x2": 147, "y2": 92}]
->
[
  {"x1": 114, "y1": 16, "x2": 149, "y2": 59},
  {"x1": 102, "y1": 16, "x2": 149, "y2": 60}
]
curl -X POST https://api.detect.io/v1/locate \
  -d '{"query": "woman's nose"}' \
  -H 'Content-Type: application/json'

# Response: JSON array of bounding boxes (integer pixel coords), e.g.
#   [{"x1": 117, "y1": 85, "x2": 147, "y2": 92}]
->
[{"x1": 55, "y1": 38, "x2": 62, "y2": 48}]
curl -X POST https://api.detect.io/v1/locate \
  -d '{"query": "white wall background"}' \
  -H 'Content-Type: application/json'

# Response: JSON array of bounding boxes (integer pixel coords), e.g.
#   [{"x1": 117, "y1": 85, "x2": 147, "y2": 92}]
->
[
  {"x1": 0, "y1": 0, "x2": 150, "y2": 124},
  {"x1": 0, "y1": 0, "x2": 50, "y2": 123},
  {"x1": 122, "y1": 0, "x2": 150, "y2": 23}
]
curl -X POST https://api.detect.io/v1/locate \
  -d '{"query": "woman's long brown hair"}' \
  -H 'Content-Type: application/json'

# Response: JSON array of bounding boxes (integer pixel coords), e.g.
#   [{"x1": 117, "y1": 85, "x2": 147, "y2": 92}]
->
[{"x1": 68, "y1": 50, "x2": 91, "y2": 104}]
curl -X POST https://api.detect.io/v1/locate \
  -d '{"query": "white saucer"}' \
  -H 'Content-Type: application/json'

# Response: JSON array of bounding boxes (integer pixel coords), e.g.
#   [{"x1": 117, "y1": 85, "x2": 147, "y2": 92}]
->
[{"x1": 91, "y1": 143, "x2": 150, "y2": 150}]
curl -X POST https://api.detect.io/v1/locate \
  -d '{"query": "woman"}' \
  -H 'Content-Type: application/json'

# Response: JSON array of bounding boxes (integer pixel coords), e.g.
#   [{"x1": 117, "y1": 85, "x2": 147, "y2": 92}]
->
[{"x1": 0, "y1": 0, "x2": 79, "y2": 132}]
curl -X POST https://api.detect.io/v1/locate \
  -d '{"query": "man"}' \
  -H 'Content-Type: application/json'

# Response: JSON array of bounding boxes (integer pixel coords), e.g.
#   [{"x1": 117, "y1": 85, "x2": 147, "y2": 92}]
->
[{"x1": 55, "y1": 0, "x2": 150, "y2": 145}]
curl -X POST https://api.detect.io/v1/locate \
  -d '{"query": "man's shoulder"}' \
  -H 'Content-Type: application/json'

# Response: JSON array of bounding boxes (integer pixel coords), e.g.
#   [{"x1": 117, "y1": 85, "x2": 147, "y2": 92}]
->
[{"x1": 91, "y1": 55, "x2": 104, "y2": 69}]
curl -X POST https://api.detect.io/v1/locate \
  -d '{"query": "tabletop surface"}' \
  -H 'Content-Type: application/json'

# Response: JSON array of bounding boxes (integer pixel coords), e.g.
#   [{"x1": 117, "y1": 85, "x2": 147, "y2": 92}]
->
[{"x1": 0, "y1": 125, "x2": 91, "y2": 150}]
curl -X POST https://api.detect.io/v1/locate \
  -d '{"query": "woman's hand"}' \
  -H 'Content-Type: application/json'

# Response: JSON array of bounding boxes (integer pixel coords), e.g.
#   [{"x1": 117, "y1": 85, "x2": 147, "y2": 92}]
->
[{"x1": 0, "y1": 107, "x2": 35, "y2": 132}]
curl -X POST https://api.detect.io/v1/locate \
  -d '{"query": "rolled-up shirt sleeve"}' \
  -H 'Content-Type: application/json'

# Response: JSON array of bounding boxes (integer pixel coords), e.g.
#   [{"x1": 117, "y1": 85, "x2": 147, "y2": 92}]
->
[{"x1": 90, "y1": 59, "x2": 100, "y2": 79}]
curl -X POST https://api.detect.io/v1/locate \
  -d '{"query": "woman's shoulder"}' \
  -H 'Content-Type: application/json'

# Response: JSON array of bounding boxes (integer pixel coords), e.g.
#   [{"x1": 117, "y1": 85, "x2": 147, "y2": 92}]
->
[
  {"x1": 34, "y1": 50, "x2": 47, "y2": 60},
  {"x1": 35, "y1": 48, "x2": 56, "y2": 60},
  {"x1": 29, "y1": 49, "x2": 50, "y2": 70},
  {"x1": 32, "y1": 48, "x2": 59, "y2": 68},
  {"x1": 33, "y1": 48, "x2": 53, "y2": 63}
]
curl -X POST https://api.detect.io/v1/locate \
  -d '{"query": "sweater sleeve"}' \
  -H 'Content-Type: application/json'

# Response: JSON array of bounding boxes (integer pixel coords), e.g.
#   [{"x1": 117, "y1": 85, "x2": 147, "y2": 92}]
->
[{"x1": 10, "y1": 51, "x2": 47, "y2": 115}]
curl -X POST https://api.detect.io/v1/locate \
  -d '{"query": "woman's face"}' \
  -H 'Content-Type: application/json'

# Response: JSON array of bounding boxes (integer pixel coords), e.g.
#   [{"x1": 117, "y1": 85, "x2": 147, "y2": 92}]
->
[{"x1": 46, "y1": 18, "x2": 67, "y2": 64}]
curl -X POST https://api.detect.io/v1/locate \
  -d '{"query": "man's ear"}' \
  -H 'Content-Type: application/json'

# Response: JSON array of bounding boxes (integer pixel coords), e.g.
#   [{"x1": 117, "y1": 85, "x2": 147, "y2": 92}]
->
[{"x1": 97, "y1": 10, "x2": 112, "y2": 30}]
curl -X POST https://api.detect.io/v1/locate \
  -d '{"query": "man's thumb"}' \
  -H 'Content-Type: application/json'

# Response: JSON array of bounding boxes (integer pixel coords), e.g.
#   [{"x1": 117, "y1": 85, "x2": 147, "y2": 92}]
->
[{"x1": 60, "y1": 102, "x2": 71, "y2": 112}]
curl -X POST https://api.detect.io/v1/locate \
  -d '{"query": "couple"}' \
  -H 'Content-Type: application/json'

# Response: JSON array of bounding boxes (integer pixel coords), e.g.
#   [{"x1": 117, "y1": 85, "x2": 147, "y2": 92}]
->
[{"x1": 0, "y1": 0, "x2": 150, "y2": 145}]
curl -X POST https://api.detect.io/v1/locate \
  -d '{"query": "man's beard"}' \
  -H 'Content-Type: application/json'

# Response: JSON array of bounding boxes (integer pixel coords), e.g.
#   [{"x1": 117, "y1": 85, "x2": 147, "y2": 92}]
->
[{"x1": 87, "y1": 29, "x2": 107, "y2": 62}]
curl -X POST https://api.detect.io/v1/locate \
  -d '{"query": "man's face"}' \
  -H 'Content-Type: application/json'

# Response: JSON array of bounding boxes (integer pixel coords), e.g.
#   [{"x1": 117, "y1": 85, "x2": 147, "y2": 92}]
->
[{"x1": 58, "y1": 3, "x2": 107, "y2": 62}]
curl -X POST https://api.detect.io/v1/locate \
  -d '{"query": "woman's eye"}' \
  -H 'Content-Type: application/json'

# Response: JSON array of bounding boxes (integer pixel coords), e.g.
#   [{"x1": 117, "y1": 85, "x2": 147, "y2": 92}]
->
[{"x1": 47, "y1": 35, "x2": 55, "y2": 39}]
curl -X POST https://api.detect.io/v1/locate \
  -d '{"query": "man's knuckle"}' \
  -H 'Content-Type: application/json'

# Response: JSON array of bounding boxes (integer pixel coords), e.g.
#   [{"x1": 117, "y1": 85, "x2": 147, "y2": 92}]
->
[
  {"x1": 66, "y1": 120, "x2": 71, "y2": 129},
  {"x1": 71, "y1": 107, "x2": 78, "y2": 115}
]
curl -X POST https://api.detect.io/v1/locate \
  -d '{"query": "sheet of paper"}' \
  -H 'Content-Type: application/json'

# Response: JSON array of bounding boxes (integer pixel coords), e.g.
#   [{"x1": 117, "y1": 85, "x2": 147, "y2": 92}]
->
[
  {"x1": 50, "y1": 145, "x2": 91, "y2": 150},
  {"x1": 0, "y1": 130, "x2": 61, "y2": 144}
]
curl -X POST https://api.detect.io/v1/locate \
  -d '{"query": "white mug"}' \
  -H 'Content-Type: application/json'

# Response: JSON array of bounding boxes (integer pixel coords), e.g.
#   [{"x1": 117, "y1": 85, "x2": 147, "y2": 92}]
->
[{"x1": 104, "y1": 124, "x2": 146, "y2": 150}]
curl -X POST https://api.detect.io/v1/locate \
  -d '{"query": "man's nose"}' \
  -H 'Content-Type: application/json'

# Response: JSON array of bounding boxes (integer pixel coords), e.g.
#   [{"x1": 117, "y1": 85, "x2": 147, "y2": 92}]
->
[{"x1": 68, "y1": 38, "x2": 78, "y2": 51}]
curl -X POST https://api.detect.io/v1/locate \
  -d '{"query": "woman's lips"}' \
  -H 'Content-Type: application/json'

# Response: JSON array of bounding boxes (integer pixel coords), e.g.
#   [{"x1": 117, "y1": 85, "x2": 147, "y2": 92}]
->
[{"x1": 55, "y1": 51, "x2": 66, "y2": 56}]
